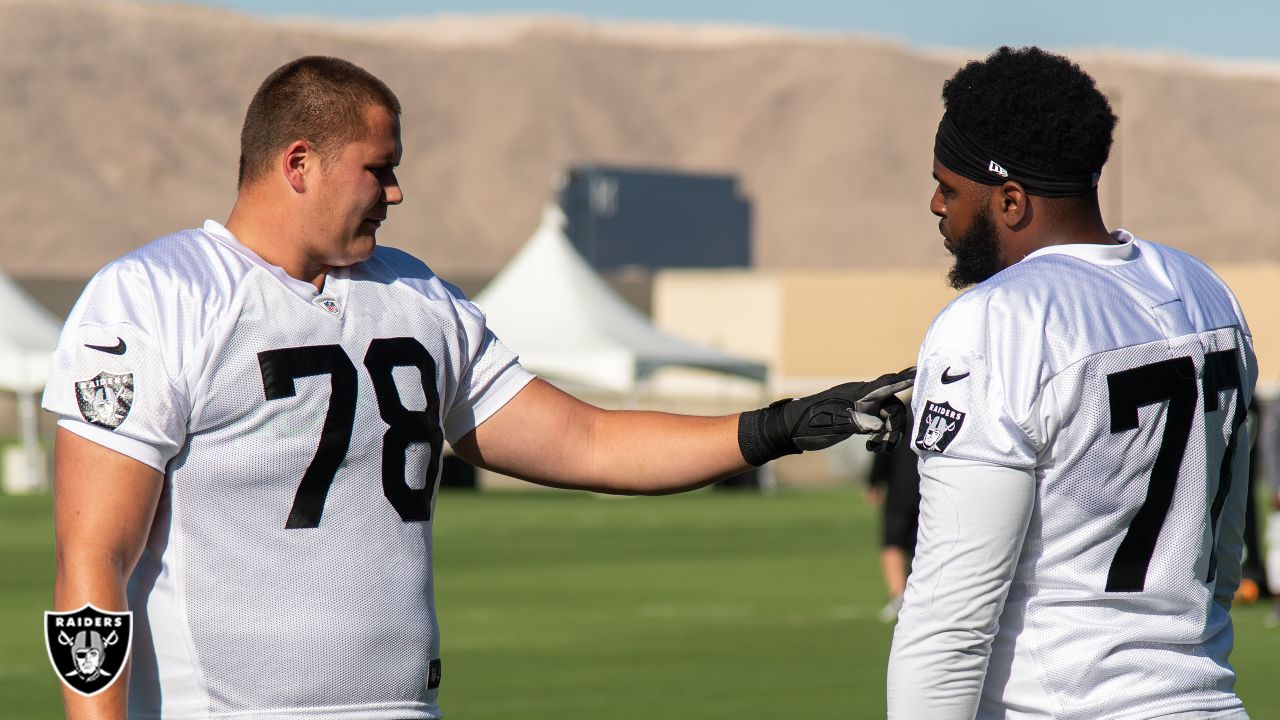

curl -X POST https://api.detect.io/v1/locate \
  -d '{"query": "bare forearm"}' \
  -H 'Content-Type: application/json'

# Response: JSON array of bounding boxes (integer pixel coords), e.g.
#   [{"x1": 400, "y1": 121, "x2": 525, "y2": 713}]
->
[
  {"x1": 559, "y1": 410, "x2": 746, "y2": 494},
  {"x1": 55, "y1": 543, "x2": 133, "y2": 614},
  {"x1": 55, "y1": 560, "x2": 130, "y2": 720},
  {"x1": 53, "y1": 428, "x2": 163, "y2": 720},
  {"x1": 55, "y1": 511, "x2": 135, "y2": 720},
  {"x1": 468, "y1": 398, "x2": 746, "y2": 493}
]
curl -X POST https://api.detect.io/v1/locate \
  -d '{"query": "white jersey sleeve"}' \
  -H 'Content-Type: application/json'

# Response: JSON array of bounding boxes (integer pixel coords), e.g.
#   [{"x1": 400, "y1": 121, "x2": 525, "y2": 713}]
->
[
  {"x1": 434, "y1": 278, "x2": 535, "y2": 443},
  {"x1": 43, "y1": 258, "x2": 193, "y2": 471},
  {"x1": 887, "y1": 456, "x2": 1036, "y2": 719},
  {"x1": 909, "y1": 284, "x2": 1043, "y2": 469}
]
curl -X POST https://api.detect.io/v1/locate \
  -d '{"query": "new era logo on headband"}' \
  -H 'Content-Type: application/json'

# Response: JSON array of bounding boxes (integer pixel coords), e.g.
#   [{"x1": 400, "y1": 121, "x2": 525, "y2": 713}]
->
[{"x1": 936, "y1": 114, "x2": 1099, "y2": 196}]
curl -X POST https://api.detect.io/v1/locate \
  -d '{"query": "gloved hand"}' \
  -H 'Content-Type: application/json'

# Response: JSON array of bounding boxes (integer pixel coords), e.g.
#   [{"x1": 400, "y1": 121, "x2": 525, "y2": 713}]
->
[
  {"x1": 738, "y1": 367, "x2": 916, "y2": 466},
  {"x1": 864, "y1": 392, "x2": 912, "y2": 454}
]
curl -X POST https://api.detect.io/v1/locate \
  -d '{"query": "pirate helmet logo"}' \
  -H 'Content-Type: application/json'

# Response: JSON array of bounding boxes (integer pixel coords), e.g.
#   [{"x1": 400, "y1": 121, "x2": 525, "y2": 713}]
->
[
  {"x1": 45, "y1": 605, "x2": 133, "y2": 696},
  {"x1": 914, "y1": 400, "x2": 965, "y2": 453},
  {"x1": 74, "y1": 371, "x2": 134, "y2": 430}
]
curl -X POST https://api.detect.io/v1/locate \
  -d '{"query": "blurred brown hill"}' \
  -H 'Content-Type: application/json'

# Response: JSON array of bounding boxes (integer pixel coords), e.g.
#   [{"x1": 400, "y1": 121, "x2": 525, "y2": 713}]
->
[{"x1": 3, "y1": 0, "x2": 1279, "y2": 285}]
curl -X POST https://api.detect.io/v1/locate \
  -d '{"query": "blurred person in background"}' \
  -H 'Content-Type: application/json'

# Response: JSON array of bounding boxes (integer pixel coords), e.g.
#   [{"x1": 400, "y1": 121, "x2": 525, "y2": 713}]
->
[
  {"x1": 1234, "y1": 399, "x2": 1271, "y2": 607},
  {"x1": 865, "y1": 434, "x2": 921, "y2": 622},
  {"x1": 43, "y1": 55, "x2": 913, "y2": 720},
  {"x1": 888, "y1": 46, "x2": 1255, "y2": 719},
  {"x1": 1257, "y1": 395, "x2": 1280, "y2": 625}
]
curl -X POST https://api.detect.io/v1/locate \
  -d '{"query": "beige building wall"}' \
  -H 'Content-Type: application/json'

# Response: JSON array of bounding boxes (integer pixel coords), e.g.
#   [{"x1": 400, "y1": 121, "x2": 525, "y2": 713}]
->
[
  {"x1": 651, "y1": 271, "x2": 781, "y2": 369},
  {"x1": 1213, "y1": 263, "x2": 1279, "y2": 394},
  {"x1": 654, "y1": 268, "x2": 959, "y2": 397},
  {"x1": 775, "y1": 270, "x2": 958, "y2": 392}
]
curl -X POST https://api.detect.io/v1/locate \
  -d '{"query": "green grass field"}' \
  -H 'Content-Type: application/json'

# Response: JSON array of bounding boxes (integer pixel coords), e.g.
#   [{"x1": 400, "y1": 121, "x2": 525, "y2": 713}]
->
[{"x1": 4, "y1": 488, "x2": 1280, "y2": 718}]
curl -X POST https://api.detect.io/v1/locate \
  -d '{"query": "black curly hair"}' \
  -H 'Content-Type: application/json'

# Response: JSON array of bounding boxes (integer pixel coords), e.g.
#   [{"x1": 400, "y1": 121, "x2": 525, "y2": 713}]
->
[{"x1": 941, "y1": 46, "x2": 1117, "y2": 178}]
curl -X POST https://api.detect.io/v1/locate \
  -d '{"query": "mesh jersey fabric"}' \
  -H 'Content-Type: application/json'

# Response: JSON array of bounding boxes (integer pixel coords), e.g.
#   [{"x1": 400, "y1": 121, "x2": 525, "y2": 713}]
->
[
  {"x1": 908, "y1": 231, "x2": 1256, "y2": 719},
  {"x1": 42, "y1": 220, "x2": 535, "y2": 720}
]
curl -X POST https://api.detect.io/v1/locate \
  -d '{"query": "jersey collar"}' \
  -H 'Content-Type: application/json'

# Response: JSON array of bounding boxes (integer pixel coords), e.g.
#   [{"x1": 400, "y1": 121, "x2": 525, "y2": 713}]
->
[
  {"x1": 201, "y1": 219, "x2": 338, "y2": 302},
  {"x1": 1023, "y1": 229, "x2": 1139, "y2": 267}
]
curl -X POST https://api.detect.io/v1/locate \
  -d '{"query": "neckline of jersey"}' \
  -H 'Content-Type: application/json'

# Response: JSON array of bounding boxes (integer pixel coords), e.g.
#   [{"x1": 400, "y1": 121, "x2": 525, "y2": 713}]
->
[
  {"x1": 1023, "y1": 229, "x2": 1138, "y2": 267},
  {"x1": 200, "y1": 219, "x2": 347, "y2": 306}
]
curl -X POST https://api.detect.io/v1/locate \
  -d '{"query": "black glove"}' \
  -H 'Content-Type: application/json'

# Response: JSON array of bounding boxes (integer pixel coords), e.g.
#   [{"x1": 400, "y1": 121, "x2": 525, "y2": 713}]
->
[
  {"x1": 737, "y1": 367, "x2": 916, "y2": 466},
  {"x1": 864, "y1": 393, "x2": 911, "y2": 454}
]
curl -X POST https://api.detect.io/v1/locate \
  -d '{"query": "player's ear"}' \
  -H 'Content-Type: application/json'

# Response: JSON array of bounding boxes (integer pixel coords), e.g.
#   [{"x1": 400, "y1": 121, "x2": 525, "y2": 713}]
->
[
  {"x1": 996, "y1": 180, "x2": 1028, "y2": 228},
  {"x1": 282, "y1": 140, "x2": 312, "y2": 194}
]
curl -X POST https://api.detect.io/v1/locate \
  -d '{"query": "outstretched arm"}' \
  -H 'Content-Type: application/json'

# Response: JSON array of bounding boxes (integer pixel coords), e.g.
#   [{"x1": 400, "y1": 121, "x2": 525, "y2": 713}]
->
[
  {"x1": 453, "y1": 368, "x2": 913, "y2": 494},
  {"x1": 455, "y1": 379, "x2": 742, "y2": 494}
]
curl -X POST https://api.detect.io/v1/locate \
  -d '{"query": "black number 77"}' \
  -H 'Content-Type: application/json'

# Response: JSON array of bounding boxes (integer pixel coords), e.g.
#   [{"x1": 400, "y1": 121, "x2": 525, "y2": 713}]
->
[
  {"x1": 258, "y1": 338, "x2": 445, "y2": 530},
  {"x1": 1104, "y1": 349, "x2": 1244, "y2": 592}
]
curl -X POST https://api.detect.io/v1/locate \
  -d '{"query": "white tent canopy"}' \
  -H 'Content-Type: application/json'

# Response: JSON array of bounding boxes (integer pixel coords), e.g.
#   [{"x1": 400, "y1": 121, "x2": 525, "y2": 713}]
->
[
  {"x1": 473, "y1": 205, "x2": 767, "y2": 394},
  {"x1": 0, "y1": 271, "x2": 62, "y2": 393},
  {"x1": 0, "y1": 269, "x2": 62, "y2": 493}
]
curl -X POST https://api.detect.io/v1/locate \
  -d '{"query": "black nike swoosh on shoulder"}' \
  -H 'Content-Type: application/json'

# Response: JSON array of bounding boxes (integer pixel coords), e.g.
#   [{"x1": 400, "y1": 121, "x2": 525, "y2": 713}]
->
[
  {"x1": 85, "y1": 337, "x2": 127, "y2": 355},
  {"x1": 940, "y1": 368, "x2": 970, "y2": 384}
]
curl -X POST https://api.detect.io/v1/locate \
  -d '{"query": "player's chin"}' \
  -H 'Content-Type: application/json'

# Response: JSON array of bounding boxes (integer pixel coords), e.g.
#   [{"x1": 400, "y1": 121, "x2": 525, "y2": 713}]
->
[
  {"x1": 332, "y1": 236, "x2": 377, "y2": 267},
  {"x1": 352, "y1": 244, "x2": 376, "y2": 265},
  {"x1": 359, "y1": 223, "x2": 383, "y2": 246}
]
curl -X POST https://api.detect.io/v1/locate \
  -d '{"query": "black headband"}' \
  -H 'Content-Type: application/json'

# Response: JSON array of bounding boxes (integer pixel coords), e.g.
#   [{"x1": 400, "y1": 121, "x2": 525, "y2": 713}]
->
[{"x1": 933, "y1": 114, "x2": 1101, "y2": 197}]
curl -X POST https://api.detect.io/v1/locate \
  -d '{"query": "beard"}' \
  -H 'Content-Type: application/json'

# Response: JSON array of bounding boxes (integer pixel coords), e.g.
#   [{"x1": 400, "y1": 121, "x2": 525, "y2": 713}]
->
[{"x1": 946, "y1": 205, "x2": 1002, "y2": 290}]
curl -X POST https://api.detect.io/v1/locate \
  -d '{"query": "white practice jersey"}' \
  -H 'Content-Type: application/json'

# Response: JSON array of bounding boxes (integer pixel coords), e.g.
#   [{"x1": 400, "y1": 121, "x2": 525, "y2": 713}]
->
[
  {"x1": 902, "y1": 232, "x2": 1255, "y2": 719},
  {"x1": 43, "y1": 221, "x2": 534, "y2": 720}
]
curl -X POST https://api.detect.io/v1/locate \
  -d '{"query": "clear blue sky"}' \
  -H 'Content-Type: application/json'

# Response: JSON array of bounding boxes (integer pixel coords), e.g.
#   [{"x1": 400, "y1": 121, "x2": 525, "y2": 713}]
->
[{"x1": 166, "y1": 0, "x2": 1280, "y2": 62}]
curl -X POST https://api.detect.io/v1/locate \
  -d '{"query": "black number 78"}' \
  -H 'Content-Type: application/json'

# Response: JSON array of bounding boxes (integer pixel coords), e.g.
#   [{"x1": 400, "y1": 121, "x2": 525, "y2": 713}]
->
[
  {"x1": 258, "y1": 338, "x2": 445, "y2": 529},
  {"x1": 1104, "y1": 349, "x2": 1244, "y2": 592}
]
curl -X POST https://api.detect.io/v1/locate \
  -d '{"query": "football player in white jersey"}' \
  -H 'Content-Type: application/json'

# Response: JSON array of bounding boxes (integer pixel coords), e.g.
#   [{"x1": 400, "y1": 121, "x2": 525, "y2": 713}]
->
[
  {"x1": 887, "y1": 47, "x2": 1256, "y2": 719},
  {"x1": 45, "y1": 56, "x2": 913, "y2": 720}
]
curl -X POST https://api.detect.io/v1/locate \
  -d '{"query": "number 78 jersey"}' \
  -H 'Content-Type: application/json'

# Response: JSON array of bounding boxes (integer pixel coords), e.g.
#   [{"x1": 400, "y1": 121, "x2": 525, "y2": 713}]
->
[
  {"x1": 43, "y1": 221, "x2": 534, "y2": 720},
  {"x1": 911, "y1": 232, "x2": 1256, "y2": 719}
]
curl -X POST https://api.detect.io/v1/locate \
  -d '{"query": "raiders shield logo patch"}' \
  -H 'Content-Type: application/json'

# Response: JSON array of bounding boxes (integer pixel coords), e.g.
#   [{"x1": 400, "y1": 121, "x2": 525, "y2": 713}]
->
[
  {"x1": 75, "y1": 372, "x2": 134, "y2": 429},
  {"x1": 915, "y1": 400, "x2": 965, "y2": 453},
  {"x1": 45, "y1": 605, "x2": 133, "y2": 697}
]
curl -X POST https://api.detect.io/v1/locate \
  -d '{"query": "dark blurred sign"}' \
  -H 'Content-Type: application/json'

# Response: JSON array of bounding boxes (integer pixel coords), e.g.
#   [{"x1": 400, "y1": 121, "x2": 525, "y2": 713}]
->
[{"x1": 558, "y1": 165, "x2": 751, "y2": 272}]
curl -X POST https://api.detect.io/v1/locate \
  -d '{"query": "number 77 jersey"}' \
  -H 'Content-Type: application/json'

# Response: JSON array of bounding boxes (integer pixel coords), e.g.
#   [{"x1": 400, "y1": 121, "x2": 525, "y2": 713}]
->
[
  {"x1": 43, "y1": 221, "x2": 534, "y2": 720},
  {"x1": 910, "y1": 231, "x2": 1257, "y2": 719}
]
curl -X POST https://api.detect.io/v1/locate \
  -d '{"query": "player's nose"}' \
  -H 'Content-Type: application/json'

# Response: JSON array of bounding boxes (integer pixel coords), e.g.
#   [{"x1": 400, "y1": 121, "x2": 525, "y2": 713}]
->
[{"x1": 383, "y1": 170, "x2": 403, "y2": 205}]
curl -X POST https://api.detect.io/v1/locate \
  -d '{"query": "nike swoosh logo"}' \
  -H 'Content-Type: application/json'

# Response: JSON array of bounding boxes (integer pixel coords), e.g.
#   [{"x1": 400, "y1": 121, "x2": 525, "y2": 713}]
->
[
  {"x1": 941, "y1": 368, "x2": 969, "y2": 384},
  {"x1": 85, "y1": 337, "x2": 127, "y2": 355}
]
